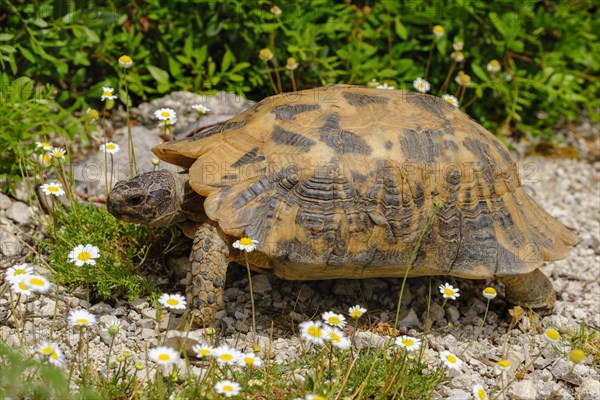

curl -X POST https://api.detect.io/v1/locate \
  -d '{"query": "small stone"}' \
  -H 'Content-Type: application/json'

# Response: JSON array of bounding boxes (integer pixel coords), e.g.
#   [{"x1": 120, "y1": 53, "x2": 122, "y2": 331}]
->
[
  {"x1": 5, "y1": 201, "x2": 34, "y2": 225},
  {"x1": 445, "y1": 305, "x2": 460, "y2": 323},
  {"x1": 90, "y1": 302, "x2": 113, "y2": 314},
  {"x1": 507, "y1": 380, "x2": 537, "y2": 400},
  {"x1": 251, "y1": 274, "x2": 271, "y2": 295},
  {"x1": 354, "y1": 331, "x2": 388, "y2": 349},
  {"x1": 130, "y1": 298, "x2": 149, "y2": 310},
  {"x1": 0, "y1": 192, "x2": 12, "y2": 209},
  {"x1": 397, "y1": 309, "x2": 420, "y2": 327},
  {"x1": 577, "y1": 378, "x2": 600, "y2": 400},
  {"x1": 234, "y1": 310, "x2": 246, "y2": 320},
  {"x1": 551, "y1": 358, "x2": 574, "y2": 381},
  {"x1": 333, "y1": 280, "x2": 361, "y2": 296},
  {"x1": 296, "y1": 285, "x2": 315, "y2": 303}
]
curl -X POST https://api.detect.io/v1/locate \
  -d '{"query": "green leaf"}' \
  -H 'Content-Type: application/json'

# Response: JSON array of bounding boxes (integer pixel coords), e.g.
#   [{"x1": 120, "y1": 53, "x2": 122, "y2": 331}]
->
[
  {"x1": 488, "y1": 12, "x2": 506, "y2": 37},
  {"x1": 471, "y1": 64, "x2": 489, "y2": 82},
  {"x1": 195, "y1": 45, "x2": 208, "y2": 65},
  {"x1": 0, "y1": 45, "x2": 16, "y2": 54},
  {"x1": 18, "y1": 45, "x2": 35, "y2": 63},
  {"x1": 0, "y1": 33, "x2": 15, "y2": 41},
  {"x1": 147, "y1": 65, "x2": 170, "y2": 84},
  {"x1": 221, "y1": 49, "x2": 233, "y2": 72},
  {"x1": 394, "y1": 16, "x2": 408, "y2": 40}
]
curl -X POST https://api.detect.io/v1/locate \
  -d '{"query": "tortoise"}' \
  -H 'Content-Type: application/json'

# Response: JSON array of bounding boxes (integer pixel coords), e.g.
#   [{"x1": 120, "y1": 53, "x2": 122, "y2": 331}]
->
[{"x1": 107, "y1": 85, "x2": 578, "y2": 323}]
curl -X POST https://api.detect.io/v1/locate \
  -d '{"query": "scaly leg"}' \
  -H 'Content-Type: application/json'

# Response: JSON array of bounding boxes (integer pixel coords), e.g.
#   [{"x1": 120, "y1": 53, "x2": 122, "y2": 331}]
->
[
  {"x1": 187, "y1": 223, "x2": 229, "y2": 326},
  {"x1": 500, "y1": 269, "x2": 556, "y2": 316}
]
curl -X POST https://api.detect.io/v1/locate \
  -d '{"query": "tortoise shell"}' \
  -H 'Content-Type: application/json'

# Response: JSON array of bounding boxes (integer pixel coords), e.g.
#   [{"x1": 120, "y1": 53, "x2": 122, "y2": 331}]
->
[{"x1": 153, "y1": 85, "x2": 577, "y2": 280}]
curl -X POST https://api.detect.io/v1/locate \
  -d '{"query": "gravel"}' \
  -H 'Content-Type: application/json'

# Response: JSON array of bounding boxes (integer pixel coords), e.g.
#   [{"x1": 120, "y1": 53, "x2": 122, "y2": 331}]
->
[{"x1": 1, "y1": 92, "x2": 598, "y2": 399}]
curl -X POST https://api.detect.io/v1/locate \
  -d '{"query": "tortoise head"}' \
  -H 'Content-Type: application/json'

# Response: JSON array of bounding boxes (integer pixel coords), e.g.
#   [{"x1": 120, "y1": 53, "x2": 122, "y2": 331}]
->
[{"x1": 107, "y1": 170, "x2": 191, "y2": 227}]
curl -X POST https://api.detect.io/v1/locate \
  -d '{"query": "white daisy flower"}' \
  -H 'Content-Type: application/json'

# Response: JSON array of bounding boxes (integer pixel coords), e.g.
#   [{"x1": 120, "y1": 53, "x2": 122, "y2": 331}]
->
[
  {"x1": 212, "y1": 346, "x2": 242, "y2": 365},
  {"x1": 451, "y1": 51, "x2": 465, "y2": 62},
  {"x1": 118, "y1": 55, "x2": 133, "y2": 68},
  {"x1": 325, "y1": 328, "x2": 351, "y2": 350},
  {"x1": 68, "y1": 309, "x2": 97, "y2": 327},
  {"x1": 154, "y1": 108, "x2": 177, "y2": 121},
  {"x1": 543, "y1": 328, "x2": 560, "y2": 344},
  {"x1": 259, "y1": 48, "x2": 273, "y2": 61},
  {"x1": 442, "y1": 94, "x2": 459, "y2": 107},
  {"x1": 487, "y1": 59, "x2": 501, "y2": 73},
  {"x1": 35, "y1": 141, "x2": 53, "y2": 151},
  {"x1": 37, "y1": 341, "x2": 64, "y2": 367},
  {"x1": 99, "y1": 142, "x2": 120, "y2": 154},
  {"x1": 148, "y1": 346, "x2": 180, "y2": 365},
  {"x1": 299, "y1": 321, "x2": 328, "y2": 345},
  {"x1": 306, "y1": 395, "x2": 326, "y2": 400},
  {"x1": 439, "y1": 283, "x2": 460, "y2": 300},
  {"x1": 482, "y1": 287, "x2": 497, "y2": 300},
  {"x1": 238, "y1": 352, "x2": 262, "y2": 367},
  {"x1": 68, "y1": 244, "x2": 100, "y2": 267},
  {"x1": 38, "y1": 153, "x2": 52, "y2": 167},
  {"x1": 322, "y1": 311, "x2": 347, "y2": 328},
  {"x1": 349, "y1": 305, "x2": 367, "y2": 319},
  {"x1": 395, "y1": 335, "x2": 422, "y2": 351},
  {"x1": 158, "y1": 293, "x2": 187, "y2": 310},
  {"x1": 50, "y1": 147, "x2": 66, "y2": 160},
  {"x1": 214, "y1": 380, "x2": 241, "y2": 398},
  {"x1": 6, "y1": 263, "x2": 33, "y2": 285},
  {"x1": 233, "y1": 237, "x2": 259, "y2": 253},
  {"x1": 472, "y1": 384, "x2": 488, "y2": 400},
  {"x1": 440, "y1": 350, "x2": 462, "y2": 371},
  {"x1": 40, "y1": 182, "x2": 65, "y2": 197},
  {"x1": 453, "y1": 41, "x2": 464, "y2": 51},
  {"x1": 11, "y1": 275, "x2": 32, "y2": 296},
  {"x1": 413, "y1": 77, "x2": 431, "y2": 93},
  {"x1": 496, "y1": 359, "x2": 511, "y2": 374},
  {"x1": 270, "y1": 5, "x2": 282, "y2": 16},
  {"x1": 192, "y1": 344, "x2": 214, "y2": 358},
  {"x1": 192, "y1": 104, "x2": 211, "y2": 114},
  {"x1": 159, "y1": 117, "x2": 177, "y2": 127},
  {"x1": 376, "y1": 82, "x2": 395, "y2": 90},
  {"x1": 432, "y1": 25, "x2": 444, "y2": 38},
  {"x1": 23, "y1": 274, "x2": 51, "y2": 293},
  {"x1": 103, "y1": 317, "x2": 122, "y2": 337},
  {"x1": 101, "y1": 87, "x2": 117, "y2": 101}
]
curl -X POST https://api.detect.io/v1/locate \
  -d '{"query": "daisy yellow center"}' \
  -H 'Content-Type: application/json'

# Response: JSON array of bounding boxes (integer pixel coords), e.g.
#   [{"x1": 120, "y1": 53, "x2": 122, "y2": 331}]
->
[
  {"x1": 160, "y1": 111, "x2": 170, "y2": 117},
  {"x1": 223, "y1": 385, "x2": 233, "y2": 392},
  {"x1": 103, "y1": 90, "x2": 112, "y2": 97},
  {"x1": 328, "y1": 316, "x2": 341, "y2": 325},
  {"x1": 239, "y1": 237, "x2": 253, "y2": 246},
  {"x1": 14, "y1": 269, "x2": 26, "y2": 276},
  {"x1": 570, "y1": 349, "x2": 585, "y2": 364},
  {"x1": 77, "y1": 252, "x2": 91, "y2": 262},
  {"x1": 444, "y1": 288, "x2": 455, "y2": 296},
  {"x1": 50, "y1": 352, "x2": 58, "y2": 360},
  {"x1": 307, "y1": 326, "x2": 321, "y2": 338},
  {"x1": 484, "y1": 288, "x2": 496, "y2": 295},
  {"x1": 402, "y1": 338, "x2": 414, "y2": 347},
  {"x1": 498, "y1": 359, "x2": 510, "y2": 368},
  {"x1": 330, "y1": 333, "x2": 341, "y2": 342},
  {"x1": 30, "y1": 277, "x2": 44, "y2": 286},
  {"x1": 445, "y1": 98, "x2": 455, "y2": 104},
  {"x1": 417, "y1": 83, "x2": 425, "y2": 89},
  {"x1": 434, "y1": 26, "x2": 444, "y2": 34},
  {"x1": 76, "y1": 318, "x2": 89, "y2": 325},
  {"x1": 200, "y1": 349, "x2": 210, "y2": 356},
  {"x1": 18, "y1": 281, "x2": 28, "y2": 290},
  {"x1": 313, "y1": 397, "x2": 325, "y2": 400},
  {"x1": 489, "y1": 60, "x2": 500, "y2": 67},
  {"x1": 106, "y1": 143, "x2": 116, "y2": 150},
  {"x1": 166, "y1": 298, "x2": 179, "y2": 306},
  {"x1": 120, "y1": 55, "x2": 132, "y2": 63},
  {"x1": 220, "y1": 353, "x2": 233, "y2": 361},
  {"x1": 158, "y1": 354, "x2": 171, "y2": 361},
  {"x1": 244, "y1": 357, "x2": 254, "y2": 365},
  {"x1": 476, "y1": 388, "x2": 486, "y2": 399},
  {"x1": 41, "y1": 142, "x2": 50, "y2": 148},
  {"x1": 48, "y1": 186, "x2": 59, "y2": 193},
  {"x1": 41, "y1": 347, "x2": 52, "y2": 355},
  {"x1": 52, "y1": 151, "x2": 63, "y2": 157},
  {"x1": 546, "y1": 329, "x2": 560, "y2": 341},
  {"x1": 351, "y1": 311, "x2": 362, "y2": 318},
  {"x1": 42, "y1": 154, "x2": 51, "y2": 164},
  {"x1": 446, "y1": 354, "x2": 457, "y2": 363}
]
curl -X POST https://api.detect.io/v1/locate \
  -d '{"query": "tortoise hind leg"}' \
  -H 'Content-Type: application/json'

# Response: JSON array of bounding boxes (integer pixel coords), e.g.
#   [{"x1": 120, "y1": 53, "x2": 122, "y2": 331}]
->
[
  {"x1": 499, "y1": 269, "x2": 556, "y2": 316},
  {"x1": 187, "y1": 223, "x2": 229, "y2": 326}
]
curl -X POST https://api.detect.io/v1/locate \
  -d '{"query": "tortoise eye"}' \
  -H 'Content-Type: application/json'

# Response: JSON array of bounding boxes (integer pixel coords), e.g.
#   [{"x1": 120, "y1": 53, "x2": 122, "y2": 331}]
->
[{"x1": 128, "y1": 195, "x2": 143, "y2": 206}]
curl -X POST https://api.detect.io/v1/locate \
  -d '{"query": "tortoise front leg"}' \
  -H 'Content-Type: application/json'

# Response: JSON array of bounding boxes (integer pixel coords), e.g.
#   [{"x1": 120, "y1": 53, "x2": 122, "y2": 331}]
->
[
  {"x1": 499, "y1": 269, "x2": 556, "y2": 316},
  {"x1": 187, "y1": 223, "x2": 229, "y2": 326}
]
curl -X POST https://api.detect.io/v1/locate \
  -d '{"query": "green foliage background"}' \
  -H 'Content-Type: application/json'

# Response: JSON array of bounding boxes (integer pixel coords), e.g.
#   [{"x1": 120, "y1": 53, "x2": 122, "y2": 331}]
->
[{"x1": 1, "y1": 0, "x2": 598, "y2": 138}]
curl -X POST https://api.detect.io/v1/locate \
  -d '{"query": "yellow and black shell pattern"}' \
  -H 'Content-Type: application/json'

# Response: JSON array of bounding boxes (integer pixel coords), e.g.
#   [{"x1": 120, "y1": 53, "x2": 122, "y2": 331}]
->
[{"x1": 153, "y1": 85, "x2": 577, "y2": 280}]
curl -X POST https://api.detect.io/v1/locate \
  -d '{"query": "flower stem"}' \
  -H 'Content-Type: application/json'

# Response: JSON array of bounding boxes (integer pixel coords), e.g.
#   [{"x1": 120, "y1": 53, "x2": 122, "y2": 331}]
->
[{"x1": 245, "y1": 252, "x2": 257, "y2": 343}]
